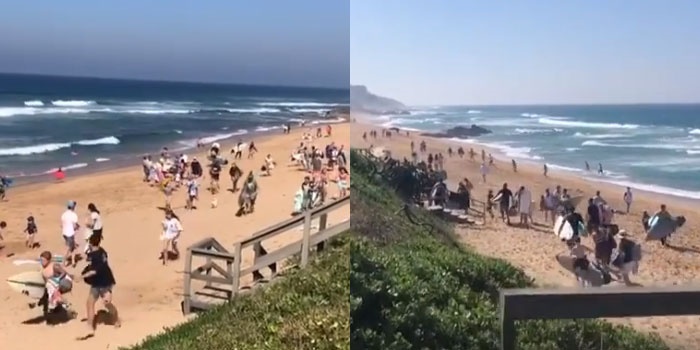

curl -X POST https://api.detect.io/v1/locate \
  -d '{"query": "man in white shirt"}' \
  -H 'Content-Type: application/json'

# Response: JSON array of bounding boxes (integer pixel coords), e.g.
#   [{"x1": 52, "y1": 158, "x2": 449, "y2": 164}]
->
[{"x1": 61, "y1": 200, "x2": 80, "y2": 267}]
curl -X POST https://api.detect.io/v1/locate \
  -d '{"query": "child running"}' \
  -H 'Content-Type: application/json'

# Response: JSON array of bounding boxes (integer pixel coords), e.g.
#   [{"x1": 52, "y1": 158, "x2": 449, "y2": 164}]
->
[
  {"x1": 24, "y1": 215, "x2": 38, "y2": 248},
  {"x1": 160, "y1": 210, "x2": 183, "y2": 265}
]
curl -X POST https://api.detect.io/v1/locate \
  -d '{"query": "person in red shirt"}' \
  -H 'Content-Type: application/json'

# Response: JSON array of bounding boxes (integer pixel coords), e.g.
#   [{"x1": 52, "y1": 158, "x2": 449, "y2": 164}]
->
[{"x1": 54, "y1": 167, "x2": 65, "y2": 181}]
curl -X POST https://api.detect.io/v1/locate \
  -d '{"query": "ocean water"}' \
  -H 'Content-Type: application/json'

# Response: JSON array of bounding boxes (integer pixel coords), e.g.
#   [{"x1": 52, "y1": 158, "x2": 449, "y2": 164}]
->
[
  {"x1": 378, "y1": 104, "x2": 700, "y2": 200},
  {"x1": 0, "y1": 73, "x2": 348, "y2": 178}
]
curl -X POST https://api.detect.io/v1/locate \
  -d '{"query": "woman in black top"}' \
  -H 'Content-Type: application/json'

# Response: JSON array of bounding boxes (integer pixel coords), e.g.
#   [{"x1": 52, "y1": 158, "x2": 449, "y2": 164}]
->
[{"x1": 80, "y1": 234, "x2": 119, "y2": 337}]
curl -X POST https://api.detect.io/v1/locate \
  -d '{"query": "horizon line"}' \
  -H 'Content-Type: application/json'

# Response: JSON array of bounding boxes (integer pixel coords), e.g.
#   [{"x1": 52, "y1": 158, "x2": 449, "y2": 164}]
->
[
  {"x1": 409, "y1": 102, "x2": 700, "y2": 108},
  {"x1": 0, "y1": 71, "x2": 350, "y2": 91}
]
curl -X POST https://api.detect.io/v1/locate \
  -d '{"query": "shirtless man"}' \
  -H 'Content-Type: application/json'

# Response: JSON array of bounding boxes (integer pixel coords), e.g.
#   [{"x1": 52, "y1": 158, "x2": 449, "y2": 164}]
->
[{"x1": 39, "y1": 251, "x2": 72, "y2": 312}]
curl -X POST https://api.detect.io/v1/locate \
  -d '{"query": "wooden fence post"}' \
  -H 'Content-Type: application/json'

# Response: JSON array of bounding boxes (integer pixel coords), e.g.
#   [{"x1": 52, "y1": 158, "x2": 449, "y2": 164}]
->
[
  {"x1": 317, "y1": 213, "x2": 328, "y2": 252},
  {"x1": 230, "y1": 242, "x2": 242, "y2": 300},
  {"x1": 301, "y1": 211, "x2": 312, "y2": 267},
  {"x1": 182, "y1": 249, "x2": 194, "y2": 314}
]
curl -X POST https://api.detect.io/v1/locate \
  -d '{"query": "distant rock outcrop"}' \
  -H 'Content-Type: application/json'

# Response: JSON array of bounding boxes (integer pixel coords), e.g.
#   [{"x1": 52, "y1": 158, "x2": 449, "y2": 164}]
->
[
  {"x1": 421, "y1": 125, "x2": 492, "y2": 139},
  {"x1": 351, "y1": 85, "x2": 407, "y2": 114}
]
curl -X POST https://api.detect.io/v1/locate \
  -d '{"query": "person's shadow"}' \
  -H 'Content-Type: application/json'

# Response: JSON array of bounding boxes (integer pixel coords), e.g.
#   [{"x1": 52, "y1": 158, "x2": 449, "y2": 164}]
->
[{"x1": 666, "y1": 243, "x2": 700, "y2": 254}]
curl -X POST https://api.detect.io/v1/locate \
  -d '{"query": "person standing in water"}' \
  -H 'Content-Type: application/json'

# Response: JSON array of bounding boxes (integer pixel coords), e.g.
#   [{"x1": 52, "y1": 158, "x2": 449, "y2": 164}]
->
[
  {"x1": 623, "y1": 187, "x2": 633, "y2": 213},
  {"x1": 80, "y1": 234, "x2": 119, "y2": 339},
  {"x1": 598, "y1": 163, "x2": 604, "y2": 175},
  {"x1": 585, "y1": 161, "x2": 590, "y2": 171}
]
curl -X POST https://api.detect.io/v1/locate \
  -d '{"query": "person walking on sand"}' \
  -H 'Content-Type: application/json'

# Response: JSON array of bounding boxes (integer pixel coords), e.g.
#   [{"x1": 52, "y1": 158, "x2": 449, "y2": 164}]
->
[
  {"x1": 159, "y1": 210, "x2": 183, "y2": 265},
  {"x1": 481, "y1": 149, "x2": 485, "y2": 162},
  {"x1": 623, "y1": 187, "x2": 633, "y2": 213},
  {"x1": 511, "y1": 159, "x2": 517, "y2": 172},
  {"x1": 479, "y1": 162, "x2": 489, "y2": 183},
  {"x1": 517, "y1": 186, "x2": 531, "y2": 228},
  {"x1": 544, "y1": 189, "x2": 558, "y2": 224},
  {"x1": 543, "y1": 163, "x2": 548, "y2": 177},
  {"x1": 489, "y1": 153, "x2": 494, "y2": 166},
  {"x1": 86, "y1": 203, "x2": 103, "y2": 242},
  {"x1": 61, "y1": 200, "x2": 80, "y2": 267},
  {"x1": 494, "y1": 183, "x2": 514, "y2": 225},
  {"x1": 24, "y1": 215, "x2": 38, "y2": 248},
  {"x1": 79, "y1": 234, "x2": 119, "y2": 340},
  {"x1": 229, "y1": 162, "x2": 243, "y2": 192},
  {"x1": 486, "y1": 190, "x2": 496, "y2": 221}
]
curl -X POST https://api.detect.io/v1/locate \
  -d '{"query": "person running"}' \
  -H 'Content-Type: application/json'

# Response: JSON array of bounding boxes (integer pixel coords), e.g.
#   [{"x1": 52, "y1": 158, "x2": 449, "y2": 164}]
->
[
  {"x1": 559, "y1": 205, "x2": 585, "y2": 242},
  {"x1": 209, "y1": 161, "x2": 221, "y2": 194},
  {"x1": 190, "y1": 157, "x2": 203, "y2": 178},
  {"x1": 494, "y1": 183, "x2": 514, "y2": 225},
  {"x1": 24, "y1": 215, "x2": 38, "y2": 248},
  {"x1": 86, "y1": 203, "x2": 103, "y2": 241},
  {"x1": 228, "y1": 162, "x2": 243, "y2": 192},
  {"x1": 586, "y1": 198, "x2": 601, "y2": 235},
  {"x1": 485, "y1": 190, "x2": 495, "y2": 221},
  {"x1": 337, "y1": 167, "x2": 349, "y2": 198},
  {"x1": 185, "y1": 176, "x2": 199, "y2": 210},
  {"x1": 248, "y1": 141, "x2": 258, "y2": 159},
  {"x1": 61, "y1": 201, "x2": 80, "y2": 267},
  {"x1": 654, "y1": 204, "x2": 674, "y2": 246},
  {"x1": 80, "y1": 234, "x2": 119, "y2": 339},
  {"x1": 623, "y1": 187, "x2": 633, "y2": 213},
  {"x1": 479, "y1": 162, "x2": 489, "y2": 183},
  {"x1": 160, "y1": 210, "x2": 183, "y2": 265},
  {"x1": 39, "y1": 251, "x2": 73, "y2": 312}
]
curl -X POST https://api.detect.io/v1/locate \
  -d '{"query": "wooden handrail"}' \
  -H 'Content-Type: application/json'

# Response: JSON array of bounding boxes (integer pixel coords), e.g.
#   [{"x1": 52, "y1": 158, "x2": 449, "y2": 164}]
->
[{"x1": 182, "y1": 195, "x2": 350, "y2": 314}]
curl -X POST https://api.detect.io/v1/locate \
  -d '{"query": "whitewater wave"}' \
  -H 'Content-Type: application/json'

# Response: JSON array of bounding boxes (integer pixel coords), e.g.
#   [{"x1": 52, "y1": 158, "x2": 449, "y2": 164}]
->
[
  {"x1": 520, "y1": 113, "x2": 543, "y2": 118},
  {"x1": 539, "y1": 117, "x2": 639, "y2": 129},
  {"x1": 513, "y1": 128, "x2": 563, "y2": 135},
  {"x1": 257, "y1": 102, "x2": 342, "y2": 107},
  {"x1": 24, "y1": 100, "x2": 44, "y2": 107},
  {"x1": 289, "y1": 108, "x2": 331, "y2": 114},
  {"x1": 573, "y1": 132, "x2": 627, "y2": 139},
  {"x1": 687, "y1": 150, "x2": 700, "y2": 155},
  {"x1": 689, "y1": 129, "x2": 700, "y2": 135},
  {"x1": 581, "y1": 140, "x2": 700, "y2": 151},
  {"x1": 591, "y1": 177, "x2": 700, "y2": 200},
  {"x1": 449, "y1": 138, "x2": 543, "y2": 161},
  {"x1": 565, "y1": 147, "x2": 581, "y2": 152},
  {"x1": 51, "y1": 100, "x2": 96, "y2": 107},
  {"x1": 467, "y1": 110, "x2": 481, "y2": 114},
  {"x1": 226, "y1": 108, "x2": 281, "y2": 114},
  {"x1": 95, "y1": 158, "x2": 110, "y2": 162},
  {"x1": 0, "y1": 136, "x2": 121, "y2": 156}
]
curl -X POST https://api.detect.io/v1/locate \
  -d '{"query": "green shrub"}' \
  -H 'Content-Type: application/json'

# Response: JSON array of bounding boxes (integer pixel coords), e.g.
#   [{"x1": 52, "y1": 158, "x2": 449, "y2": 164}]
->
[
  {"x1": 125, "y1": 237, "x2": 351, "y2": 350},
  {"x1": 349, "y1": 149, "x2": 669, "y2": 350}
]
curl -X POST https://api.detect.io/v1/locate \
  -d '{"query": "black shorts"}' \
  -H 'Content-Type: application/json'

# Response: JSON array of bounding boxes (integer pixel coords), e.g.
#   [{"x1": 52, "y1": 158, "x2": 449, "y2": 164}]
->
[
  {"x1": 573, "y1": 257, "x2": 589, "y2": 271},
  {"x1": 92, "y1": 228, "x2": 103, "y2": 240}
]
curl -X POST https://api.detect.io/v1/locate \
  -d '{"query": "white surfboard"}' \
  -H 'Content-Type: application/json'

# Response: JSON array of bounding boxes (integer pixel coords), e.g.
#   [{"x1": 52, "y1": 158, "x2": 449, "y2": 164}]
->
[{"x1": 6, "y1": 271, "x2": 45, "y2": 299}]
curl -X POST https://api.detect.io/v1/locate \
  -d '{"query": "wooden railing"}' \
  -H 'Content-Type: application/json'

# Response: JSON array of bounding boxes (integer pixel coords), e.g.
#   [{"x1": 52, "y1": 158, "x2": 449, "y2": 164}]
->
[
  {"x1": 499, "y1": 286, "x2": 700, "y2": 350},
  {"x1": 182, "y1": 195, "x2": 350, "y2": 314}
]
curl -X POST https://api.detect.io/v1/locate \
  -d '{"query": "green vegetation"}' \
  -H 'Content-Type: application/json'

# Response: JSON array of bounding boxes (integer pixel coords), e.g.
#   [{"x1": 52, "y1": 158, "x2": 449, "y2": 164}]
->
[
  {"x1": 125, "y1": 238, "x2": 350, "y2": 350},
  {"x1": 349, "y1": 149, "x2": 668, "y2": 350}
]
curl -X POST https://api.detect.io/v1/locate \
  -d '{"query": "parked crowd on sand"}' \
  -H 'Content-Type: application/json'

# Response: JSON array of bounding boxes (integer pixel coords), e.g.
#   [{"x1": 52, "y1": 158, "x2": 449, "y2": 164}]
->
[
  {"x1": 361, "y1": 128, "x2": 687, "y2": 289},
  {"x1": 0, "y1": 122, "x2": 349, "y2": 341}
]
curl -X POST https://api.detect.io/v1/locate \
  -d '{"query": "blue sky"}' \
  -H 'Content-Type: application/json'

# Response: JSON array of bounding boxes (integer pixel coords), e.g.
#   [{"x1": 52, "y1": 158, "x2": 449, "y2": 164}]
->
[
  {"x1": 351, "y1": 1, "x2": 700, "y2": 105},
  {"x1": 0, "y1": 1, "x2": 349, "y2": 88}
]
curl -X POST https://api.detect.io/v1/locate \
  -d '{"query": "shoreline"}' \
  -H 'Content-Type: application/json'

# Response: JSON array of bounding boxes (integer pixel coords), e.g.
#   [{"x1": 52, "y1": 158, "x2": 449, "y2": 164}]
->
[
  {"x1": 2, "y1": 117, "x2": 347, "y2": 189},
  {"x1": 369, "y1": 111, "x2": 700, "y2": 204}
]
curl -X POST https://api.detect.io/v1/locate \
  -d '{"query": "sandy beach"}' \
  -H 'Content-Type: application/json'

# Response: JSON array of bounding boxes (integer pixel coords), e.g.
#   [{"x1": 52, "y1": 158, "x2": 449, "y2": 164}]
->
[
  {"x1": 0, "y1": 122, "x2": 350, "y2": 350},
  {"x1": 353, "y1": 118, "x2": 700, "y2": 349}
]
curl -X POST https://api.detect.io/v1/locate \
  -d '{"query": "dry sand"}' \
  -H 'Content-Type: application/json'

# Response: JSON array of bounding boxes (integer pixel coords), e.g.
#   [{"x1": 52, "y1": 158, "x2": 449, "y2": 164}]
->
[
  {"x1": 0, "y1": 123, "x2": 350, "y2": 350},
  {"x1": 353, "y1": 119, "x2": 700, "y2": 349}
]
